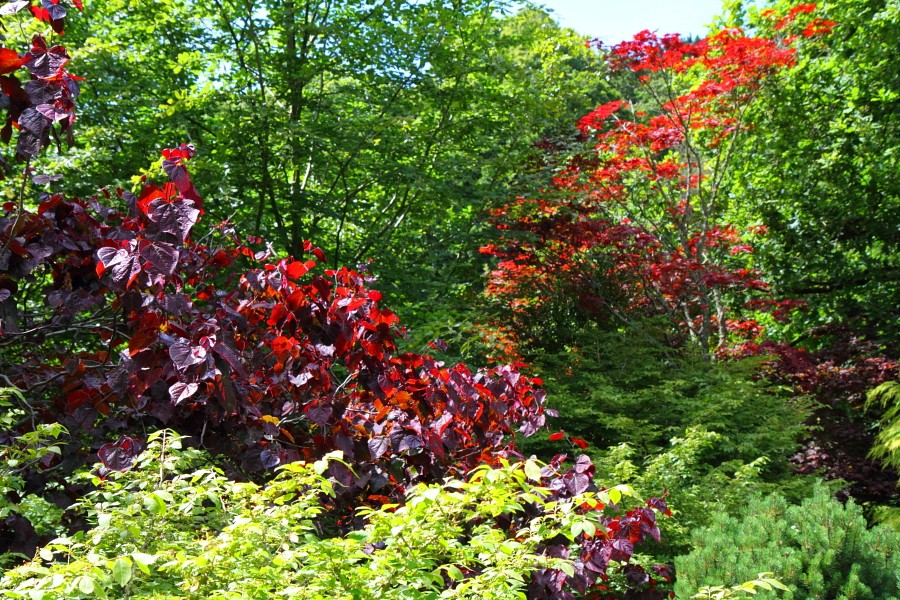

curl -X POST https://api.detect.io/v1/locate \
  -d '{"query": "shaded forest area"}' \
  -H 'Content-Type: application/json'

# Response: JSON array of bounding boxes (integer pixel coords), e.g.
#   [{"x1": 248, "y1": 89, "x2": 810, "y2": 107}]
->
[{"x1": 0, "y1": 0, "x2": 898, "y2": 597}]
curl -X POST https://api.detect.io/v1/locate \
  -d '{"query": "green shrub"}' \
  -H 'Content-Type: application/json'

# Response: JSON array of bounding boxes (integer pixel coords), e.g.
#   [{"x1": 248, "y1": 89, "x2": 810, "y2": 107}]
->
[
  {"x1": 1, "y1": 389, "x2": 69, "y2": 565},
  {"x1": 594, "y1": 428, "x2": 782, "y2": 559},
  {"x1": 0, "y1": 431, "x2": 657, "y2": 599},
  {"x1": 516, "y1": 324, "x2": 813, "y2": 559},
  {"x1": 519, "y1": 324, "x2": 809, "y2": 479},
  {"x1": 693, "y1": 573, "x2": 790, "y2": 600},
  {"x1": 674, "y1": 485, "x2": 900, "y2": 600}
]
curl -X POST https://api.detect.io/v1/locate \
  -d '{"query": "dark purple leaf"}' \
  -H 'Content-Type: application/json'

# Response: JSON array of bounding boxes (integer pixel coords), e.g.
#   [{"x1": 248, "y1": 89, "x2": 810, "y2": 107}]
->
[
  {"x1": 140, "y1": 242, "x2": 178, "y2": 276},
  {"x1": 260, "y1": 448, "x2": 280, "y2": 469},
  {"x1": 150, "y1": 200, "x2": 199, "y2": 243},
  {"x1": 397, "y1": 434, "x2": 422, "y2": 453},
  {"x1": 213, "y1": 343, "x2": 246, "y2": 377},
  {"x1": 16, "y1": 108, "x2": 49, "y2": 158},
  {"x1": 652, "y1": 564, "x2": 674, "y2": 582},
  {"x1": 35, "y1": 102, "x2": 71, "y2": 123},
  {"x1": 169, "y1": 341, "x2": 206, "y2": 370},
  {"x1": 288, "y1": 371, "x2": 312, "y2": 387},
  {"x1": 24, "y1": 40, "x2": 69, "y2": 79},
  {"x1": 428, "y1": 338, "x2": 448, "y2": 352},
  {"x1": 609, "y1": 538, "x2": 634, "y2": 562},
  {"x1": 24, "y1": 80, "x2": 56, "y2": 105},
  {"x1": 31, "y1": 172, "x2": 62, "y2": 185},
  {"x1": 41, "y1": 0, "x2": 66, "y2": 23},
  {"x1": 0, "y1": 1, "x2": 30, "y2": 16},
  {"x1": 160, "y1": 293, "x2": 192, "y2": 315},
  {"x1": 98, "y1": 436, "x2": 146, "y2": 472},
  {"x1": 217, "y1": 375, "x2": 238, "y2": 413},
  {"x1": 105, "y1": 366, "x2": 129, "y2": 398},
  {"x1": 574, "y1": 454, "x2": 593, "y2": 474},
  {"x1": 368, "y1": 436, "x2": 389, "y2": 460},
  {"x1": 162, "y1": 158, "x2": 191, "y2": 192},
  {"x1": 97, "y1": 246, "x2": 141, "y2": 289},
  {"x1": 306, "y1": 404, "x2": 332, "y2": 426},
  {"x1": 566, "y1": 472, "x2": 590, "y2": 495},
  {"x1": 327, "y1": 461, "x2": 354, "y2": 489},
  {"x1": 648, "y1": 496, "x2": 669, "y2": 515},
  {"x1": 624, "y1": 564, "x2": 650, "y2": 587},
  {"x1": 169, "y1": 381, "x2": 198, "y2": 404}
]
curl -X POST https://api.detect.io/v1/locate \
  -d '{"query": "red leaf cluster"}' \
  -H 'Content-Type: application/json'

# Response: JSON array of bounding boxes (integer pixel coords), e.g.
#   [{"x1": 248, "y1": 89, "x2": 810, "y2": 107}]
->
[
  {"x1": 0, "y1": 1, "x2": 83, "y2": 161},
  {"x1": 484, "y1": 8, "x2": 828, "y2": 354},
  {"x1": 0, "y1": 146, "x2": 672, "y2": 596}
]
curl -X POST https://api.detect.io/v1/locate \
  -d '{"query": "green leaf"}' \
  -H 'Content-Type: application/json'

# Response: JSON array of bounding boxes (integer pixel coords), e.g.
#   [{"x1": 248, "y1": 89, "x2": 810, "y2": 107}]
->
[
  {"x1": 143, "y1": 492, "x2": 167, "y2": 515},
  {"x1": 76, "y1": 575, "x2": 95, "y2": 594},
  {"x1": 608, "y1": 487, "x2": 621, "y2": 505},
  {"x1": 570, "y1": 521, "x2": 583, "y2": 538},
  {"x1": 523, "y1": 460, "x2": 543, "y2": 482},
  {"x1": 581, "y1": 520, "x2": 597, "y2": 538},
  {"x1": 131, "y1": 552, "x2": 157, "y2": 575},
  {"x1": 445, "y1": 564, "x2": 464, "y2": 581},
  {"x1": 112, "y1": 556, "x2": 133, "y2": 587}
]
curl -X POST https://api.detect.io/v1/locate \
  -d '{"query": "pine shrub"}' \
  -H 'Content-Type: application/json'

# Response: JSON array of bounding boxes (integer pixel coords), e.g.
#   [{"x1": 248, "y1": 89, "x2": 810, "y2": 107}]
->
[{"x1": 674, "y1": 485, "x2": 900, "y2": 599}]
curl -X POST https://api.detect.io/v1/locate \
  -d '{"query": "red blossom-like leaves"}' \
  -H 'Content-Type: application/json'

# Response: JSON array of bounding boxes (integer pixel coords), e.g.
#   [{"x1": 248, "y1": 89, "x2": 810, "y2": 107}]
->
[
  {"x1": 0, "y1": 49, "x2": 25, "y2": 75},
  {"x1": 484, "y1": 9, "x2": 828, "y2": 353}
]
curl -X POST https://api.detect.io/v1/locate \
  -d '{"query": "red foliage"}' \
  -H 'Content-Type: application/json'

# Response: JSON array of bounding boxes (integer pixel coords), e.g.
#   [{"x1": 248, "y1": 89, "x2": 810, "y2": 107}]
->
[
  {"x1": 736, "y1": 330, "x2": 900, "y2": 503},
  {"x1": 484, "y1": 8, "x2": 831, "y2": 354},
  {"x1": 1, "y1": 146, "x2": 551, "y2": 485},
  {"x1": 0, "y1": 1, "x2": 82, "y2": 161},
  {"x1": 0, "y1": 146, "x2": 670, "y2": 597}
]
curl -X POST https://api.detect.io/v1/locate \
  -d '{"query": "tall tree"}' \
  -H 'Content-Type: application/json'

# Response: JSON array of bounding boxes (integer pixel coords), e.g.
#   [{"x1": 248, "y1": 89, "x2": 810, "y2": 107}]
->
[
  {"x1": 723, "y1": 0, "x2": 900, "y2": 347},
  {"x1": 54, "y1": 2, "x2": 607, "y2": 265},
  {"x1": 482, "y1": 8, "x2": 833, "y2": 356},
  {"x1": 44, "y1": 2, "x2": 613, "y2": 356}
]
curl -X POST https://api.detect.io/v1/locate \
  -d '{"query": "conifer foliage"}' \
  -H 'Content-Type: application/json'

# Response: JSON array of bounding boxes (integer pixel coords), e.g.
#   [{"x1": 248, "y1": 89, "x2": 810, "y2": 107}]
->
[{"x1": 675, "y1": 486, "x2": 900, "y2": 599}]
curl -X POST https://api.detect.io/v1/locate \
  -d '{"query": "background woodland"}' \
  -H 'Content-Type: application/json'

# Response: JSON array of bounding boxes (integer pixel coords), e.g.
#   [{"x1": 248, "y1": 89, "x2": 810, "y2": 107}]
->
[{"x1": 0, "y1": 0, "x2": 898, "y2": 597}]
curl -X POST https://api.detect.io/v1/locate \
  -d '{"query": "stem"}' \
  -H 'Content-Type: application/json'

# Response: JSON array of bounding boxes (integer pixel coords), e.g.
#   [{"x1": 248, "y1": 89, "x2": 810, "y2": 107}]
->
[{"x1": 0, "y1": 158, "x2": 32, "y2": 256}]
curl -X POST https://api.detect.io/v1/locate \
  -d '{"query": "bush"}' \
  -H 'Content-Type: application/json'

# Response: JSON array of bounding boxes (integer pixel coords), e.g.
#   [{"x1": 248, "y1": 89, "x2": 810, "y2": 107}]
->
[
  {"x1": 593, "y1": 428, "x2": 783, "y2": 559},
  {"x1": 0, "y1": 432, "x2": 672, "y2": 599},
  {"x1": 674, "y1": 485, "x2": 900, "y2": 599},
  {"x1": 519, "y1": 324, "x2": 809, "y2": 480}
]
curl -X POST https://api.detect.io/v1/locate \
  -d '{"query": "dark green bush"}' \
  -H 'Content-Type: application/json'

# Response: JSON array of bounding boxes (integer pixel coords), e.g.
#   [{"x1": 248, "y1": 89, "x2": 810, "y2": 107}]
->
[
  {"x1": 520, "y1": 323, "x2": 809, "y2": 480},
  {"x1": 674, "y1": 485, "x2": 900, "y2": 599}
]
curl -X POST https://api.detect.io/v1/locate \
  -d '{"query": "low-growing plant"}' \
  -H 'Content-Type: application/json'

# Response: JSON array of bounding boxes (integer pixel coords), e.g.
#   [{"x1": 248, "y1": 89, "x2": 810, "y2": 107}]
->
[
  {"x1": 866, "y1": 380, "x2": 900, "y2": 527},
  {"x1": 674, "y1": 485, "x2": 900, "y2": 600},
  {"x1": 1, "y1": 389, "x2": 69, "y2": 564},
  {"x1": 0, "y1": 431, "x2": 673, "y2": 599},
  {"x1": 518, "y1": 324, "x2": 809, "y2": 477},
  {"x1": 693, "y1": 573, "x2": 790, "y2": 600},
  {"x1": 593, "y1": 428, "x2": 786, "y2": 559}
]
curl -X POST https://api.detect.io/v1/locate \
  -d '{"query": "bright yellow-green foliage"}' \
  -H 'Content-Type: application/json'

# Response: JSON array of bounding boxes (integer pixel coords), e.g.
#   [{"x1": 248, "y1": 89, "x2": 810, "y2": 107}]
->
[
  {"x1": 693, "y1": 573, "x2": 790, "y2": 600},
  {"x1": 867, "y1": 381, "x2": 900, "y2": 527},
  {"x1": 0, "y1": 431, "x2": 633, "y2": 600},
  {"x1": 867, "y1": 381, "x2": 900, "y2": 470}
]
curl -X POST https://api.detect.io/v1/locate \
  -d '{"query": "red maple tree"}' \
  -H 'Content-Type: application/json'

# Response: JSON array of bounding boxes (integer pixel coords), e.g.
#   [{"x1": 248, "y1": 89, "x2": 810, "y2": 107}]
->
[{"x1": 482, "y1": 6, "x2": 833, "y2": 355}]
